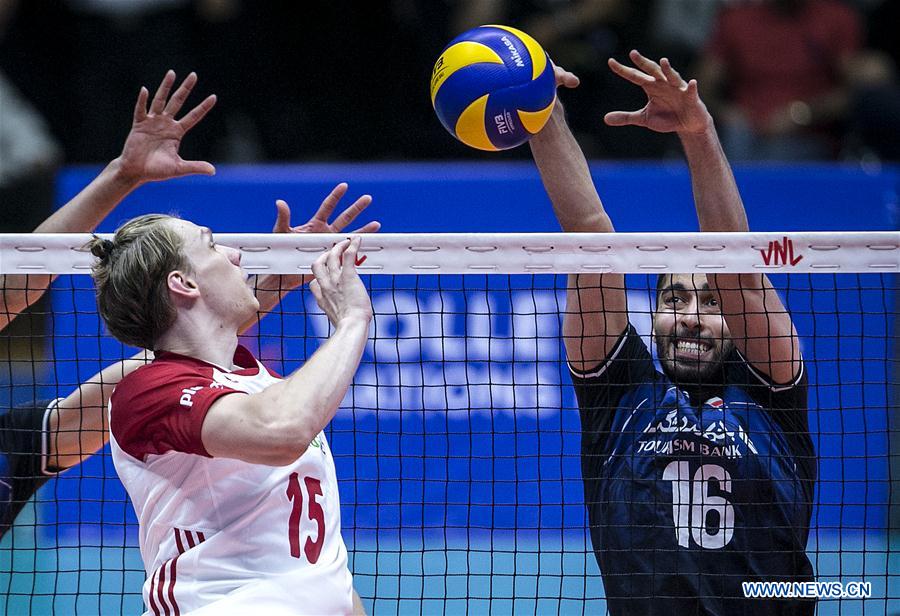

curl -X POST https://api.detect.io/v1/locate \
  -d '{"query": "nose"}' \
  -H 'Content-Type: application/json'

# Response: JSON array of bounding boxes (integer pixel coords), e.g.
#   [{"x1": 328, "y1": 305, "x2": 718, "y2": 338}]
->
[{"x1": 678, "y1": 303, "x2": 701, "y2": 331}]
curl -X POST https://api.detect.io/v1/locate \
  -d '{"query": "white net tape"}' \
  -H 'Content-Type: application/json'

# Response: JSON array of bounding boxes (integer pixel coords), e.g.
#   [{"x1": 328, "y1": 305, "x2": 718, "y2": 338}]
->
[{"x1": 0, "y1": 231, "x2": 896, "y2": 274}]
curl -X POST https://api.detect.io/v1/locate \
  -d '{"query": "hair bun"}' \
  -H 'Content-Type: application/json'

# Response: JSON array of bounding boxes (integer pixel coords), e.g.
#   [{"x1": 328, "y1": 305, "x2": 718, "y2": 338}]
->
[{"x1": 90, "y1": 238, "x2": 117, "y2": 260}]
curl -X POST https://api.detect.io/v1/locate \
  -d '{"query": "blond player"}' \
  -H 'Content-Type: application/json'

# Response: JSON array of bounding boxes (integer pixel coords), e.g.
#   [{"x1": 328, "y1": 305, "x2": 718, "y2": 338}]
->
[{"x1": 89, "y1": 216, "x2": 372, "y2": 615}]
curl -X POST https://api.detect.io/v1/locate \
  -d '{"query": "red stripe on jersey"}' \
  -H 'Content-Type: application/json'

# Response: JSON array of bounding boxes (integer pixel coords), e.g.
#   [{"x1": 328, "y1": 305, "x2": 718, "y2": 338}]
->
[
  {"x1": 168, "y1": 557, "x2": 180, "y2": 616},
  {"x1": 174, "y1": 529, "x2": 186, "y2": 555},
  {"x1": 184, "y1": 531, "x2": 196, "y2": 549},
  {"x1": 157, "y1": 563, "x2": 171, "y2": 616},
  {"x1": 197, "y1": 531, "x2": 206, "y2": 543},
  {"x1": 147, "y1": 575, "x2": 162, "y2": 616}
]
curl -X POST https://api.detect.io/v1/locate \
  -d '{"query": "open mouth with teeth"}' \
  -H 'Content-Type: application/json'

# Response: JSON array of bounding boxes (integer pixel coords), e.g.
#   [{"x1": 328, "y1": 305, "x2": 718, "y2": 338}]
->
[{"x1": 671, "y1": 338, "x2": 714, "y2": 361}]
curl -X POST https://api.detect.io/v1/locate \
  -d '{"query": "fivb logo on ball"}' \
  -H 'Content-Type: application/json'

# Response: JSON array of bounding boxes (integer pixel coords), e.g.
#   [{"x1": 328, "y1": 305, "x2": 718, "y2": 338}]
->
[{"x1": 430, "y1": 25, "x2": 557, "y2": 151}]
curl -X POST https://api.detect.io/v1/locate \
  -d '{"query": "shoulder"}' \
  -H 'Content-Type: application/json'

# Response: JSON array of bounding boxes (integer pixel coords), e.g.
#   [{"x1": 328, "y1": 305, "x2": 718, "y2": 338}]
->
[
  {"x1": 110, "y1": 356, "x2": 254, "y2": 461},
  {"x1": 569, "y1": 324, "x2": 653, "y2": 385},
  {"x1": 112, "y1": 357, "x2": 210, "y2": 405},
  {"x1": 727, "y1": 348, "x2": 806, "y2": 394}
]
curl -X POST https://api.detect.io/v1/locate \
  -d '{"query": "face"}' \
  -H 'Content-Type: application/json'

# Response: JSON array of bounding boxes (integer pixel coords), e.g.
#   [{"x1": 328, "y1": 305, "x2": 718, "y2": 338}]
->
[
  {"x1": 653, "y1": 274, "x2": 733, "y2": 385},
  {"x1": 170, "y1": 220, "x2": 259, "y2": 327}
]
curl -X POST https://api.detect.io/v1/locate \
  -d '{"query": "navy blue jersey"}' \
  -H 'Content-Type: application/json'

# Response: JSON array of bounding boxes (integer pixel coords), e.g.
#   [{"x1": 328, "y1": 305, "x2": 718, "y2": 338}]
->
[
  {"x1": 572, "y1": 325, "x2": 816, "y2": 616},
  {"x1": 0, "y1": 399, "x2": 60, "y2": 539}
]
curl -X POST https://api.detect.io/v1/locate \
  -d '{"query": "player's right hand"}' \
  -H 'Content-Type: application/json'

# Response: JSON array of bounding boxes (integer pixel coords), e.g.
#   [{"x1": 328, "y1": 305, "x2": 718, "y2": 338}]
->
[
  {"x1": 309, "y1": 237, "x2": 373, "y2": 327},
  {"x1": 604, "y1": 50, "x2": 712, "y2": 136}
]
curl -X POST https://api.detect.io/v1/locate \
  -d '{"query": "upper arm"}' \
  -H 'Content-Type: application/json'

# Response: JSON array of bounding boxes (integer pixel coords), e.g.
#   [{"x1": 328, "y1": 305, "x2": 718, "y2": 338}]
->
[
  {"x1": 111, "y1": 367, "x2": 236, "y2": 461},
  {"x1": 48, "y1": 353, "x2": 151, "y2": 470},
  {"x1": 710, "y1": 273, "x2": 801, "y2": 385},
  {"x1": 201, "y1": 392, "x2": 304, "y2": 466},
  {"x1": 0, "y1": 274, "x2": 55, "y2": 333},
  {"x1": 564, "y1": 273, "x2": 628, "y2": 372}
]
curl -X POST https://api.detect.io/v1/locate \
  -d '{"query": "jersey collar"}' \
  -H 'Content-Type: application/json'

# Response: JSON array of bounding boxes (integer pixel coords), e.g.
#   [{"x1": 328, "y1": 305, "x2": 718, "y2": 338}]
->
[{"x1": 154, "y1": 345, "x2": 259, "y2": 373}]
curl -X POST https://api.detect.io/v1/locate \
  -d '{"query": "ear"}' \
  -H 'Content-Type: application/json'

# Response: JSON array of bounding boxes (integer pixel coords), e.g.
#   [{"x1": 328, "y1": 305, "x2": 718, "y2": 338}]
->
[{"x1": 167, "y1": 270, "x2": 200, "y2": 302}]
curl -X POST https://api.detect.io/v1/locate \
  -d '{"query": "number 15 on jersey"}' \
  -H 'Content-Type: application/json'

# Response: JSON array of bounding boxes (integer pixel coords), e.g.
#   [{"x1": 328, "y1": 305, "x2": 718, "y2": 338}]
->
[{"x1": 286, "y1": 473, "x2": 325, "y2": 563}]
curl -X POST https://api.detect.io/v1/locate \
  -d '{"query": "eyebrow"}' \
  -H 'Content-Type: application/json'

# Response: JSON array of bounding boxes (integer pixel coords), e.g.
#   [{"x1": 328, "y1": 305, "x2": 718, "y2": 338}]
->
[{"x1": 660, "y1": 282, "x2": 710, "y2": 294}]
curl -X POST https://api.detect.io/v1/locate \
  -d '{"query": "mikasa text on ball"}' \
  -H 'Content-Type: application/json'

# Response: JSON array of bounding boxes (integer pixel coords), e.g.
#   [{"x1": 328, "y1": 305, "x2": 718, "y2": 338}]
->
[{"x1": 430, "y1": 25, "x2": 557, "y2": 151}]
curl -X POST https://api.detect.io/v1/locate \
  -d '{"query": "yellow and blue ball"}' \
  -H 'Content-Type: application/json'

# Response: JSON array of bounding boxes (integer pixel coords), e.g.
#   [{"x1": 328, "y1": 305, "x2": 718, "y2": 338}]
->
[{"x1": 430, "y1": 25, "x2": 557, "y2": 151}]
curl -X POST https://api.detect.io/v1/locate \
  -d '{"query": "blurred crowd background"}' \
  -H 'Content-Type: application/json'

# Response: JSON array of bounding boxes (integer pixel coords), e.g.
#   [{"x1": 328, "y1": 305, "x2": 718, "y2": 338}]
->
[{"x1": 0, "y1": 0, "x2": 898, "y2": 228}]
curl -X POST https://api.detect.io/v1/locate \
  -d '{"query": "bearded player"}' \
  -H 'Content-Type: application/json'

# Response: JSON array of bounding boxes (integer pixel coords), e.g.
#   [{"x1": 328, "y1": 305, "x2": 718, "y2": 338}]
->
[{"x1": 531, "y1": 52, "x2": 815, "y2": 614}]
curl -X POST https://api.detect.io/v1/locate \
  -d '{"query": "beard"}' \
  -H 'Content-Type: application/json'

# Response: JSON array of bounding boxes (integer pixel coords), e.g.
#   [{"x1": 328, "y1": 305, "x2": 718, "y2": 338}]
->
[{"x1": 656, "y1": 333, "x2": 734, "y2": 387}]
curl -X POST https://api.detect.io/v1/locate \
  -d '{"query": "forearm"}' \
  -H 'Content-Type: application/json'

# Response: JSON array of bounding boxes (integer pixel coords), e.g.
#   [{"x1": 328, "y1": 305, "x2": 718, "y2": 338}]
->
[
  {"x1": 48, "y1": 351, "x2": 151, "y2": 469},
  {"x1": 33, "y1": 158, "x2": 139, "y2": 234},
  {"x1": 253, "y1": 317, "x2": 369, "y2": 448},
  {"x1": 679, "y1": 122, "x2": 748, "y2": 232},
  {"x1": 0, "y1": 273, "x2": 52, "y2": 332},
  {"x1": 529, "y1": 103, "x2": 613, "y2": 232}
]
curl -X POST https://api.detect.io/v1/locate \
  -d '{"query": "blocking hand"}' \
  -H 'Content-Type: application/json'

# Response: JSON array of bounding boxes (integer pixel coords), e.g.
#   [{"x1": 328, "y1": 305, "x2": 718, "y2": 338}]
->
[
  {"x1": 117, "y1": 71, "x2": 217, "y2": 185},
  {"x1": 605, "y1": 50, "x2": 712, "y2": 136}
]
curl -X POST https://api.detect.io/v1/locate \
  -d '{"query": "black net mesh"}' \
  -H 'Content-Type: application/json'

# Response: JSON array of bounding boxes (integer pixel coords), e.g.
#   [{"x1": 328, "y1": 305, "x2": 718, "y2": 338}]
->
[{"x1": 0, "y1": 271, "x2": 896, "y2": 614}]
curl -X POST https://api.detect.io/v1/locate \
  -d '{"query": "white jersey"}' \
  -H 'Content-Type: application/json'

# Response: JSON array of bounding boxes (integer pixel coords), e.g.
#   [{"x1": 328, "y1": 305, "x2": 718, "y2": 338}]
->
[{"x1": 109, "y1": 346, "x2": 352, "y2": 615}]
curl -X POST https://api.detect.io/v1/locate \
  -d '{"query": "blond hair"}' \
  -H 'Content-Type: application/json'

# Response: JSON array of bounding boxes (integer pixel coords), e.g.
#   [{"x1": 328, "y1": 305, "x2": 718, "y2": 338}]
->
[{"x1": 87, "y1": 214, "x2": 190, "y2": 349}]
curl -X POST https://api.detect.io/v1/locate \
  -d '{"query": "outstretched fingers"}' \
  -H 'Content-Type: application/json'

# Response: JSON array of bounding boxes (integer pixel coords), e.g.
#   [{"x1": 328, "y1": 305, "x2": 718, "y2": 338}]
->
[
  {"x1": 133, "y1": 87, "x2": 149, "y2": 123},
  {"x1": 313, "y1": 183, "x2": 349, "y2": 222},
  {"x1": 273, "y1": 200, "x2": 292, "y2": 233},
  {"x1": 660, "y1": 58, "x2": 686, "y2": 88},
  {"x1": 179, "y1": 94, "x2": 217, "y2": 132},
  {"x1": 608, "y1": 57, "x2": 654, "y2": 87},
  {"x1": 349, "y1": 221, "x2": 381, "y2": 234},
  {"x1": 552, "y1": 64, "x2": 580, "y2": 89},
  {"x1": 149, "y1": 70, "x2": 176, "y2": 115},
  {"x1": 604, "y1": 110, "x2": 643, "y2": 127},
  {"x1": 331, "y1": 194, "x2": 374, "y2": 232},
  {"x1": 686, "y1": 79, "x2": 700, "y2": 99},
  {"x1": 628, "y1": 49, "x2": 665, "y2": 81},
  {"x1": 177, "y1": 159, "x2": 216, "y2": 177},
  {"x1": 163, "y1": 72, "x2": 198, "y2": 117}
]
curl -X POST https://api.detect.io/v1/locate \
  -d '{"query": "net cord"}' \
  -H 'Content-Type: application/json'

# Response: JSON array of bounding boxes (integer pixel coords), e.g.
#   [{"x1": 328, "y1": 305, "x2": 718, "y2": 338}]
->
[{"x1": 0, "y1": 231, "x2": 896, "y2": 274}]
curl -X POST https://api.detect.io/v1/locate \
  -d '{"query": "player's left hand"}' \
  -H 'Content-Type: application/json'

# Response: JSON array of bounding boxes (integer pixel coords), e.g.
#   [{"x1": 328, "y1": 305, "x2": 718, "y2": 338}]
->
[
  {"x1": 273, "y1": 183, "x2": 379, "y2": 236},
  {"x1": 604, "y1": 50, "x2": 712, "y2": 136},
  {"x1": 256, "y1": 183, "x2": 380, "y2": 294},
  {"x1": 552, "y1": 63, "x2": 580, "y2": 90},
  {"x1": 116, "y1": 70, "x2": 217, "y2": 186}
]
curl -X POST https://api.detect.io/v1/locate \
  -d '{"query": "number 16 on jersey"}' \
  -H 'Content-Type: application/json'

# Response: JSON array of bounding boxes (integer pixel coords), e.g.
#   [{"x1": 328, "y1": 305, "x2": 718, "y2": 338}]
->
[{"x1": 662, "y1": 461, "x2": 734, "y2": 550}]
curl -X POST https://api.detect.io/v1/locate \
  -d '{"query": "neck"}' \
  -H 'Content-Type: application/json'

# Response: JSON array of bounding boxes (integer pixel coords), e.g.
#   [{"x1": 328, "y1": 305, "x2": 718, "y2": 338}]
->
[{"x1": 155, "y1": 312, "x2": 241, "y2": 370}]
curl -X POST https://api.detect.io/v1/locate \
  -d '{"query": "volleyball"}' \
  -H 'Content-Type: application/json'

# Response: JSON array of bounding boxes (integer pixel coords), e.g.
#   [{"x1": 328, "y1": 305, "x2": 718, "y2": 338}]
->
[{"x1": 430, "y1": 25, "x2": 557, "y2": 151}]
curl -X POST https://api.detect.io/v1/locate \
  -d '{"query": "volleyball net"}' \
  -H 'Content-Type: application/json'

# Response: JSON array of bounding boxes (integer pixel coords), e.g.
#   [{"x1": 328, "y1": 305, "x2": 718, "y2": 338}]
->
[{"x1": 0, "y1": 231, "x2": 897, "y2": 614}]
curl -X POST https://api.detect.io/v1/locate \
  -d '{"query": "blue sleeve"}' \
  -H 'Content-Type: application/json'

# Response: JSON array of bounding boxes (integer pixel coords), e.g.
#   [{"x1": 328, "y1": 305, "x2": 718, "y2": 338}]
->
[
  {"x1": 569, "y1": 324, "x2": 656, "y2": 453},
  {"x1": 0, "y1": 399, "x2": 56, "y2": 539}
]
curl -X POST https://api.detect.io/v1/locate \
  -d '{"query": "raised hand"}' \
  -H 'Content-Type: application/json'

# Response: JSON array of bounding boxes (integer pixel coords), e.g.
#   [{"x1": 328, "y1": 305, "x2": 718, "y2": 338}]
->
[
  {"x1": 309, "y1": 237, "x2": 373, "y2": 327},
  {"x1": 248, "y1": 184, "x2": 379, "y2": 310},
  {"x1": 605, "y1": 50, "x2": 712, "y2": 135},
  {"x1": 117, "y1": 71, "x2": 217, "y2": 185},
  {"x1": 273, "y1": 183, "x2": 379, "y2": 235}
]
